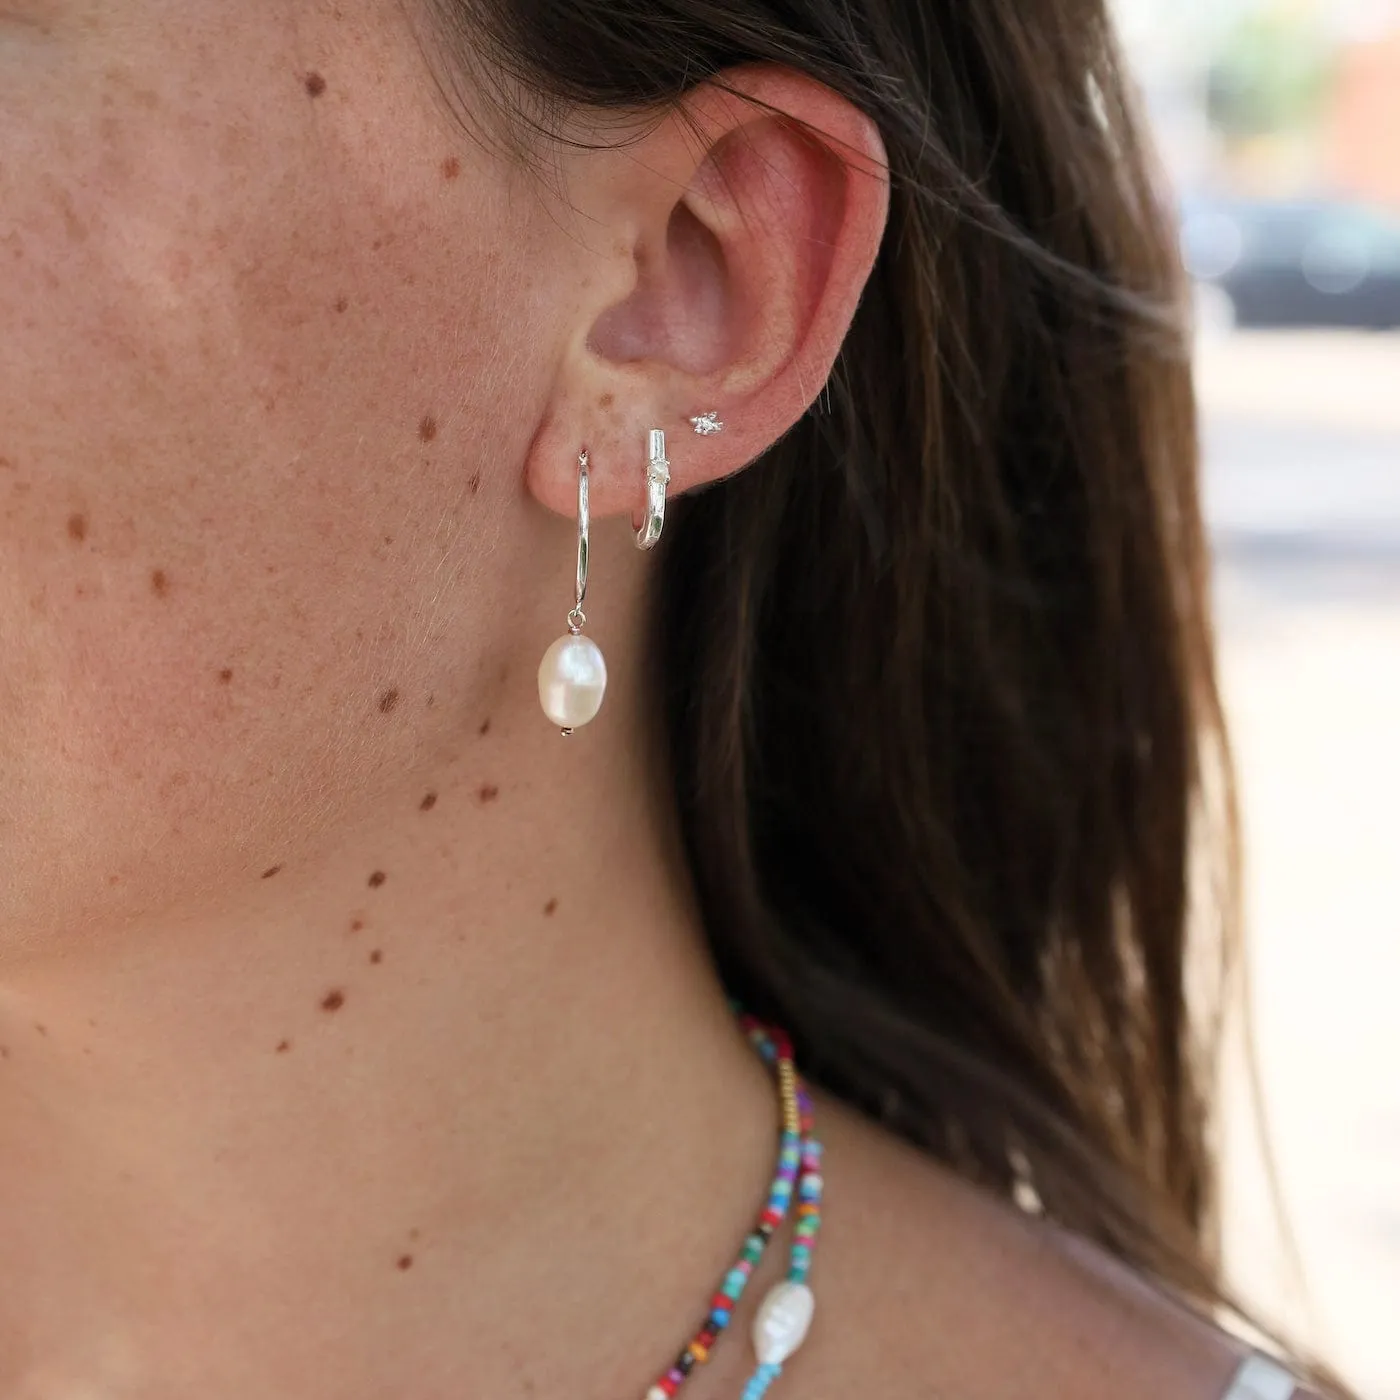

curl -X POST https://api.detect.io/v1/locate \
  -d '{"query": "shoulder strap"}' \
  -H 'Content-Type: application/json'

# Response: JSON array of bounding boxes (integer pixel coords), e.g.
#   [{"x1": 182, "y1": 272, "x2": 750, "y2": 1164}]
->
[{"x1": 1223, "y1": 1354, "x2": 1298, "y2": 1400}]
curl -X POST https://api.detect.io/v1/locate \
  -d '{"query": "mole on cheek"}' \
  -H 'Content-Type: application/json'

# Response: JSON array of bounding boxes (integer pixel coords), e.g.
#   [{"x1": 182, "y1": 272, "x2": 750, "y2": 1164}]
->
[
  {"x1": 420, "y1": 792, "x2": 438, "y2": 811},
  {"x1": 369, "y1": 949, "x2": 383, "y2": 965},
  {"x1": 397, "y1": 1255, "x2": 414, "y2": 1271},
  {"x1": 378, "y1": 688, "x2": 400, "y2": 714},
  {"x1": 350, "y1": 918, "x2": 365, "y2": 932},
  {"x1": 478, "y1": 784, "x2": 500, "y2": 804},
  {"x1": 150, "y1": 569, "x2": 171, "y2": 597},
  {"x1": 368, "y1": 871, "x2": 387, "y2": 888},
  {"x1": 599, "y1": 393, "x2": 614, "y2": 409},
  {"x1": 442, "y1": 156, "x2": 461, "y2": 181},
  {"x1": 334, "y1": 296, "x2": 349, "y2": 314},
  {"x1": 304, "y1": 71, "x2": 327, "y2": 98},
  {"x1": 418, "y1": 415, "x2": 438, "y2": 443},
  {"x1": 219, "y1": 668, "x2": 234, "y2": 683},
  {"x1": 544, "y1": 897, "x2": 558, "y2": 916},
  {"x1": 276, "y1": 1039, "x2": 292, "y2": 1053},
  {"x1": 66, "y1": 513, "x2": 88, "y2": 542},
  {"x1": 478, "y1": 718, "x2": 491, "y2": 736},
  {"x1": 261, "y1": 865, "x2": 283, "y2": 880},
  {"x1": 468, "y1": 472, "x2": 481, "y2": 495},
  {"x1": 320, "y1": 989, "x2": 345, "y2": 1013}
]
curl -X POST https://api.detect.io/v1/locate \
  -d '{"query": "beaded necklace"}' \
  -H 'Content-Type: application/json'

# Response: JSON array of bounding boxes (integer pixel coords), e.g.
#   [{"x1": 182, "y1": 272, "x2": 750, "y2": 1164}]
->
[{"x1": 641, "y1": 1011, "x2": 824, "y2": 1400}]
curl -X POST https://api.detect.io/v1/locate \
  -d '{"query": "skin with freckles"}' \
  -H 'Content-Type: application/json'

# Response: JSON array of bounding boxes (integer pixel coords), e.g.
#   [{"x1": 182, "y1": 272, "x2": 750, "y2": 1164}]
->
[
  {"x1": 0, "y1": 0, "x2": 558, "y2": 940},
  {"x1": 0, "y1": 2, "x2": 1287, "y2": 1399}
]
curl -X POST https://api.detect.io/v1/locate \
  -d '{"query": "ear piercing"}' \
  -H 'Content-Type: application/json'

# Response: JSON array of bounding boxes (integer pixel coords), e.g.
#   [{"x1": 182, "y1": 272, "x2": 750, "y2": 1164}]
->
[
  {"x1": 538, "y1": 415, "x2": 721, "y2": 733},
  {"x1": 537, "y1": 449, "x2": 608, "y2": 735},
  {"x1": 635, "y1": 429, "x2": 669, "y2": 551}
]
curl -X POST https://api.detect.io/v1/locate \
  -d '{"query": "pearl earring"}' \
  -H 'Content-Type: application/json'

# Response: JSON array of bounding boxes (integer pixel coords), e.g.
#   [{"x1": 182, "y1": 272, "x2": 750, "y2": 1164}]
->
[{"x1": 537, "y1": 449, "x2": 608, "y2": 735}]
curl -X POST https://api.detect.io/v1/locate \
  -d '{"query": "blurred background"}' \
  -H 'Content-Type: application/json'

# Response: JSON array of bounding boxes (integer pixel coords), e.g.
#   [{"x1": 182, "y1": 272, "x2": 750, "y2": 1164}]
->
[{"x1": 1116, "y1": 2, "x2": 1400, "y2": 1395}]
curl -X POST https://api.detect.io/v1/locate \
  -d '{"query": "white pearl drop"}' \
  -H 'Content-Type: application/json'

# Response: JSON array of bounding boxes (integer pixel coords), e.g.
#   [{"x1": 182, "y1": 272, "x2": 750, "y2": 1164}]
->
[
  {"x1": 538, "y1": 633, "x2": 607, "y2": 730},
  {"x1": 752, "y1": 1281, "x2": 815, "y2": 1365}
]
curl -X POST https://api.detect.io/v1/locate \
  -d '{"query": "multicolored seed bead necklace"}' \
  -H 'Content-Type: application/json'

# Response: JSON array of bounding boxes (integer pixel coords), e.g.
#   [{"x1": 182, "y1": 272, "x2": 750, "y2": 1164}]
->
[{"x1": 641, "y1": 1009, "x2": 824, "y2": 1400}]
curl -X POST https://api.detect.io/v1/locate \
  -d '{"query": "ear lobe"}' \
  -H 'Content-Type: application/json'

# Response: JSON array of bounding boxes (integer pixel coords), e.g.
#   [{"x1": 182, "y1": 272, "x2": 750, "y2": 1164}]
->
[{"x1": 526, "y1": 66, "x2": 889, "y2": 521}]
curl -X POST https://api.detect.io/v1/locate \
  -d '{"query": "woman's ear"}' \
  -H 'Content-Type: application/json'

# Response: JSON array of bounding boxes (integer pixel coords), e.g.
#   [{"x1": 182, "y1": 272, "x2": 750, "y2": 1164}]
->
[{"x1": 526, "y1": 65, "x2": 890, "y2": 520}]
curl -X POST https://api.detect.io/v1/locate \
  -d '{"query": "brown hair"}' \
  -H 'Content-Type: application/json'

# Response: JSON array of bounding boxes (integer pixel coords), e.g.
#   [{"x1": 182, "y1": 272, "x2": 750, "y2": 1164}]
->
[{"x1": 427, "y1": 0, "x2": 1336, "y2": 1385}]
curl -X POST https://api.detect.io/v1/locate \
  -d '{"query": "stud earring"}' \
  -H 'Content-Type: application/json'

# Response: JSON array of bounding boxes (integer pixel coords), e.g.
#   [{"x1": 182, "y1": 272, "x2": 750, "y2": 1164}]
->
[
  {"x1": 635, "y1": 428, "x2": 669, "y2": 551},
  {"x1": 538, "y1": 449, "x2": 608, "y2": 735},
  {"x1": 689, "y1": 410, "x2": 724, "y2": 436}
]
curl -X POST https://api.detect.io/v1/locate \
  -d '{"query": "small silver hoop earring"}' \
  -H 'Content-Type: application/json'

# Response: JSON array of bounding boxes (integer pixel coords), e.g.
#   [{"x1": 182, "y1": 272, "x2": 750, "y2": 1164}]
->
[
  {"x1": 537, "y1": 449, "x2": 608, "y2": 735},
  {"x1": 635, "y1": 428, "x2": 669, "y2": 551}
]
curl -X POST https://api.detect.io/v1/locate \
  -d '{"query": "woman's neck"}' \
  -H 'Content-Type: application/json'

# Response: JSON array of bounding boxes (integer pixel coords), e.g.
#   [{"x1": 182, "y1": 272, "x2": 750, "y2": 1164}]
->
[{"x1": 0, "y1": 658, "x2": 777, "y2": 1397}]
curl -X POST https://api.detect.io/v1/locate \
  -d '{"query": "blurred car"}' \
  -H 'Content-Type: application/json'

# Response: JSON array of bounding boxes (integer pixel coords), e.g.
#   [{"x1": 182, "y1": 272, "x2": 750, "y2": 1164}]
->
[{"x1": 1181, "y1": 196, "x2": 1400, "y2": 331}]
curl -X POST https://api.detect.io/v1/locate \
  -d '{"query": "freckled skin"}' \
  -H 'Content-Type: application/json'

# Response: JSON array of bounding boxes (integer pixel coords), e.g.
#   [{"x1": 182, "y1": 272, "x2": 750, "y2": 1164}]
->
[{"x1": 0, "y1": 0, "x2": 561, "y2": 946}]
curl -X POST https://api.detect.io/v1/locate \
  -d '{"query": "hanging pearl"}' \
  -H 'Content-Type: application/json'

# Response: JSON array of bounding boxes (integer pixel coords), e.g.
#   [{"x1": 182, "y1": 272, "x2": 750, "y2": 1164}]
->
[{"x1": 538, "y1": 632, "x2": 607, "y2": 731}]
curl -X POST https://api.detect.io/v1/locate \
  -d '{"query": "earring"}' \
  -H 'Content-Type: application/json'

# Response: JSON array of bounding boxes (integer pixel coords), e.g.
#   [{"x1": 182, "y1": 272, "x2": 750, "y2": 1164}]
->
[
  {"x1": 689, "y1": 411, "x2": 724, "y2": 436},
  {"x1": 635, "y1": 428, "x2": 669, "y2": 551},
  {"x1": 537, "y1": 449, "x2": 608, "y2": 735}
]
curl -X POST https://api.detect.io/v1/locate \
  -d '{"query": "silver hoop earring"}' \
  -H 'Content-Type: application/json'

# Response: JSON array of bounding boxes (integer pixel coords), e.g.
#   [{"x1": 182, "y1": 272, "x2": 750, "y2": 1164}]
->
[
  {"x1": 635, "y1": 428, "x2": 669, "y2": 551},
  {"x1": 537, "y1": 449, "x2": 608, "y2": 735}
]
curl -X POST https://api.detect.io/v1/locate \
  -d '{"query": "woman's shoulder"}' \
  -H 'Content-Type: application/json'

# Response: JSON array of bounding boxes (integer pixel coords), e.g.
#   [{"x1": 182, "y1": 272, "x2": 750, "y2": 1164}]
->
[{"x1": 797, "y1": 1092, "x2": 1317, "y2": 1400}]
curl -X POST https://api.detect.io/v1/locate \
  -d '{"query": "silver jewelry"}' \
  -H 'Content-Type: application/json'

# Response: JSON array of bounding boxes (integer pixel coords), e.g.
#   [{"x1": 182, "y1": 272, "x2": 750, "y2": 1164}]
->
[
  {"x1": 635, "y1": 428, "x2": 669, "y2": 551},
  {"x1": 689, "y1": 411, "x2": 724, "y2": 436},
  {"x1": 1222, "y1": 1354, "x2": 1298, "y2": 1400},
  {"x1": 537, "y1": 449, "x2": 608, "y2": 734}
]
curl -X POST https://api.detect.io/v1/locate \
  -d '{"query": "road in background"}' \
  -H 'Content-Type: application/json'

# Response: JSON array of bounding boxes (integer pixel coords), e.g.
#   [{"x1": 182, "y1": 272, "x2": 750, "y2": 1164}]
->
[{"x1": 1201, "y1": 332, "x2": 1400, "y2": 1400}]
